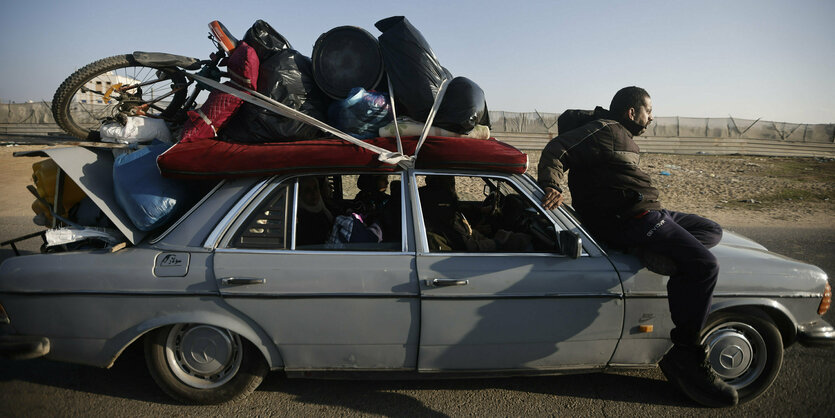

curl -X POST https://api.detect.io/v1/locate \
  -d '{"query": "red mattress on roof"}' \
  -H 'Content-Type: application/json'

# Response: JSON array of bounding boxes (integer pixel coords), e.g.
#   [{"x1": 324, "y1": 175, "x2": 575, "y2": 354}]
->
[{"x1": 157, "y1": 136, "x2": 527, "y2": 179}]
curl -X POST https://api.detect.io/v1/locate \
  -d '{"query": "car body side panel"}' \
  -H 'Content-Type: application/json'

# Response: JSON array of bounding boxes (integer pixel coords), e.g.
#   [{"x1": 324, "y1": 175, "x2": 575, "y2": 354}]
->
[
  {"x1": 0, "y1": 250, "x2": 283, "y2": 368},
  {"x1": 607, "y1": 243, "x2": 828, "y2": 365},
  {"x1": 0, "y1": 249, "x2": 217, "y2": 299},
  {"x1": 608, "y1": 297, "x2": 675, "y2": 365},
  {"x1": 0, "y1": 294, "x2": 283, "y2": 368},
  {"x1": 408, "y1": 172, "x2": 624, "y2": 371},
  {"x1": 214, "y1": 251, "x2": 419, "y2": 370},
  {"x1": 415, "y1": 252, "x2": 623, "y2": 371}
]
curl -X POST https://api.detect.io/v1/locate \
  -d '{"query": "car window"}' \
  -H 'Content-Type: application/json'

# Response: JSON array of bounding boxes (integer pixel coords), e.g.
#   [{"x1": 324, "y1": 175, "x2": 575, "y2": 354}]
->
[
  {"x1": 229, "y1": 174, "x2": 403, "y2": 251},
  {"x1": 417, "y1": 174, "x2": 559, "y2": 253},
  {"x1": 229, "y1": 181, "x2": 292, "y2": 250},
  {"x1": 295, "y1": 174, "x2": 402, "y2": 251}
]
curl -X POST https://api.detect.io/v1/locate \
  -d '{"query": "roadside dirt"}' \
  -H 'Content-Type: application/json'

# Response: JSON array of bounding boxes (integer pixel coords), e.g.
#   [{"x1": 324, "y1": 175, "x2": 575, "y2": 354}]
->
[
  {"x1": 2, "y1": 144, "x2": 834, "y2": 229},
  {"x1": 526, "y1": 151, "x2": 835, "y2": 228}
]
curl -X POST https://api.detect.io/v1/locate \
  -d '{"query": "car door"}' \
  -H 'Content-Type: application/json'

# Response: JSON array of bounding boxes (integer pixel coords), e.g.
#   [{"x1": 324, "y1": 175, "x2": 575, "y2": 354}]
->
[
  {"x1": 211, "y1": 173, "x2": 419, "y2": 371},
  {"x1": 413, "y1": 172, "x2": 624, "y2": 371}
]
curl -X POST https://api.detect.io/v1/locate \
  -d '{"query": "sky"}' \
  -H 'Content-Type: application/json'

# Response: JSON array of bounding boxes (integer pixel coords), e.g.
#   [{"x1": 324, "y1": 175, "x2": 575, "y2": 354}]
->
[{"x1": 0, "y1": 0, "x2": 833, "y2": 124}]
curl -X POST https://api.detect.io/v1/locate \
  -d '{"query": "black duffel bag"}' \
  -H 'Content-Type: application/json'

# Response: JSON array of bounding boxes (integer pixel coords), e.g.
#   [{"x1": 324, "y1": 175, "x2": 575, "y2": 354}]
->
[
  {"x1": 242, "y1": 20, "x2": 292, "y2": 62},
  {"x1": 434, "y1": 76, "x2": 492, "y2": 134},
  {"x1": 221, "y1": 49, "x2": 330, "y2": 142}
]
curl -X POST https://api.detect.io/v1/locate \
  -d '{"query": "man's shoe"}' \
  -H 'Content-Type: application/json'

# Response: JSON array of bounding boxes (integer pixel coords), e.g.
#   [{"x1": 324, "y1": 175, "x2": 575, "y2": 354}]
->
[{"x1": 659, "y1": 344, "x2": 738, "y2": 407}]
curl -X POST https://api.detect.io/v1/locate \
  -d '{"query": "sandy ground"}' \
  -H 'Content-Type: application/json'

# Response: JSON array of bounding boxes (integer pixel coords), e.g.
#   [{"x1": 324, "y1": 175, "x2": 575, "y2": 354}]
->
[
  {"x1": 1, "y1": 144, "x2": 833, "y2": 230},
  {"x1": 526, "y1": 150, "x2": 835, "y2": 229}
]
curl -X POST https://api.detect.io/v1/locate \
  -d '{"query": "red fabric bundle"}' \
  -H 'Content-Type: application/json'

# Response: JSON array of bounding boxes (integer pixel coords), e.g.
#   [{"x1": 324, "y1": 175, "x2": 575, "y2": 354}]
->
[
  {"x1": 179, "y1": 42, "x2": 259, "y2": 142},
  {"x1": 157, "y1": 136, "x2": 527, "y2": 179},
  {"x1": 226, "y1": 41, "x2": 259, "y2": 90}
]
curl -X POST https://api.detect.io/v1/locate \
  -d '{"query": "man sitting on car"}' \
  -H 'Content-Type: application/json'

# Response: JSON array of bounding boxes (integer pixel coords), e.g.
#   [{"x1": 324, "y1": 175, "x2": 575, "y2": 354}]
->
[{"x1": 538, "y1": 86, "x2": 738, "y2": 407}]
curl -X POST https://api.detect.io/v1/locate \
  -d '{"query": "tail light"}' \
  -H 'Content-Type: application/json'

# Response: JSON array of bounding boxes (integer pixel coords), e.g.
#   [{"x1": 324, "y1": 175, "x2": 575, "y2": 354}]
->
[{"x1": 819, "y1": 282, "x2": 831, "y2": 315}]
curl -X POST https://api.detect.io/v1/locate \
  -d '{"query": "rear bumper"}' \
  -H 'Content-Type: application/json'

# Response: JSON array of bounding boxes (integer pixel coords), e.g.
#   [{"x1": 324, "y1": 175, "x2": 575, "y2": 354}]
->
[
  {"x1": 797, "y1": 320, "x2": 835, "y2": 347},
  {"x1": 0, "y1": 335, "x2": 50, "y2": 360}
]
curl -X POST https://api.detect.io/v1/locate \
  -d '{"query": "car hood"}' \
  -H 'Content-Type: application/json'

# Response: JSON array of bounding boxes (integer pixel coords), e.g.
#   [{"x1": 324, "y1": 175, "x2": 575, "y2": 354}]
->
[
  {"x1": 44, "y1": 147, "x2": 146, "y2": 245},
  {"x1": 719, "y1": 229, "x2": 768, "y2": 252},
  {"x1": 610, "y1": 229, "x2": 827, "y2": 296}
]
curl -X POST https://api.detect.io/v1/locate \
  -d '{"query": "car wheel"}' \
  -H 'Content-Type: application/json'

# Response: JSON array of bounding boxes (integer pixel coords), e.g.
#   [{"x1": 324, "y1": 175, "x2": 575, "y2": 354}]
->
[
  {"x1": 144, "y1": 324, "x2": 268, "y2": 404},
  {"x1": 700, "y1": 312, "x2": 783, "y2": 403}
]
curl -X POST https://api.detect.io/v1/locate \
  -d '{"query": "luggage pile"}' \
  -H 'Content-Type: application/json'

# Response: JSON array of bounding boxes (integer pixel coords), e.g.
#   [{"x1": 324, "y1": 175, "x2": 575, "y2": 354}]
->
[
  {"x1": 17, "y1": 16, "x2": 527, "y2": 250},
  {"x1": 157, "y1": 16, "x2": 515, "y2": 178},
  {"x1": 180, "y1": 16, "x2": 491, "y2": 145}
]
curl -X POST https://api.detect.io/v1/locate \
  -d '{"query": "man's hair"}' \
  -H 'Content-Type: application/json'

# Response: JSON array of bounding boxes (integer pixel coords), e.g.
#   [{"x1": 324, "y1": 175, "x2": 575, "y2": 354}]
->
[{"x1": 610, "y1": 86, "x2": 650, "y2": 119}]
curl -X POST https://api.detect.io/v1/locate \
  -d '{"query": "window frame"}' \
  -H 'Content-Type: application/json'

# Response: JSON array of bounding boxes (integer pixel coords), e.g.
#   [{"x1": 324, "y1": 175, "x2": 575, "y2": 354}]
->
[
  {"x1": 412, "y1": 170, "x2": 571, "y2": 256},
  {"x1": 218, "y1": 172, "x2": 408, "y2": 254}
]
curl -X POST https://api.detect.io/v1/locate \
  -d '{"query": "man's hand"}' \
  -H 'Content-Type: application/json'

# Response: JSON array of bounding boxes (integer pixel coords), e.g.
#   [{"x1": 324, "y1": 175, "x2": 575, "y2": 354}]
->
[{"x1": 541, "y1": 187, "x2": 564, "y2": 210}]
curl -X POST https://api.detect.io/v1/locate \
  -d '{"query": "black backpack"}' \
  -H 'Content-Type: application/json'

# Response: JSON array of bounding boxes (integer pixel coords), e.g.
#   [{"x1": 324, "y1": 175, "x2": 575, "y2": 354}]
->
[
  {"x1": 557, "y1": 107, "x2": 610, "y2": 135},
  {"x1": 557, "y1": 109, "x2": 595, "y2": 135}
]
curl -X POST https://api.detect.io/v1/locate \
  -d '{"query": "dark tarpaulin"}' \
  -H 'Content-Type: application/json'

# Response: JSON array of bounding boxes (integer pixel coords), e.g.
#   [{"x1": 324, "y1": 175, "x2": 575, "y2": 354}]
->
[
  {"x1": 376, "y1": 16, "x2": 452, "y2": 123},
  {"x1": 221, "y1": 49, "x2": 330, "y2": 142}
]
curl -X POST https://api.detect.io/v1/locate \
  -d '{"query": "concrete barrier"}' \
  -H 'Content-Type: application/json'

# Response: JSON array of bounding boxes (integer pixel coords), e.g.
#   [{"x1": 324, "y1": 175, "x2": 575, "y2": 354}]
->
[{"x1": 494, "y1": 132, "x2": 835, "y2": 157}]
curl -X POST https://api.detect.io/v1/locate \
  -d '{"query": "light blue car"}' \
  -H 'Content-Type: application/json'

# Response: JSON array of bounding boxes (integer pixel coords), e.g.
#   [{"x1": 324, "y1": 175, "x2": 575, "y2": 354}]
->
[{"x1": 1, "y1": 148, "x2": 832, "y2": 405}]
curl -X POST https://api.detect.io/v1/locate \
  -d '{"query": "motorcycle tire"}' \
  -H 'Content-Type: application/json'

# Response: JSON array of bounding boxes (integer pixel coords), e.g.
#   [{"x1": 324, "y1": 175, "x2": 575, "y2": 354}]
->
[{"x1": 52, "y1": 54, "x2": 188, "y2": 140}]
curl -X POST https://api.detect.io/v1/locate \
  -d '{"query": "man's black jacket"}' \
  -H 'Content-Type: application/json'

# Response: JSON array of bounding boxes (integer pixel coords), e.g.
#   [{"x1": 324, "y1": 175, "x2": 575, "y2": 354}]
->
[{"x1": 538, "y1": 108, "x2": 662, "y2": 230}]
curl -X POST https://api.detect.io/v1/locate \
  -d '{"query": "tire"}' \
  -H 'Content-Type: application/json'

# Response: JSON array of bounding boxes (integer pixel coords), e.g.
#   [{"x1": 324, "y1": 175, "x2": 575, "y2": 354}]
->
[
  {"x1": 144, "y1": 324, "x2": 268, "y2": 404},
  {"x1": 52, "y1": 55, "x2": 187, "y2": 140},
  {"x1": 700, "y1": 311, "x2": 783, "y2": 404}
]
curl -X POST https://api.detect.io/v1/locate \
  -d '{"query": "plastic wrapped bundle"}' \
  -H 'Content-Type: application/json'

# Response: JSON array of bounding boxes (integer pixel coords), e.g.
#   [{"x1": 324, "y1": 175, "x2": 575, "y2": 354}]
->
[
  {"x1": 100, "y1": 116, "x2": 172, "y2": 144},
  {"x1": 222, "y1": 49, "x2": 330, "y2": 142},
  {"x1": 113, "y1": 141, "x2": 192, "y2": 231},
  {"x1": 328, "y1": 87, "x2": 392, "y2": 139},
  {"x1": 243, "y1": 20, "x2": 292, "y2": 61},
  {"x1": 378, "y1": 117, "x2": 491, "y2": 140},
  {"x1": 375, "y1": 16, "x2": 452, "y2": 123},
  {"x1": 434, "y1": 76, "x2": 492, "y2": 134}
]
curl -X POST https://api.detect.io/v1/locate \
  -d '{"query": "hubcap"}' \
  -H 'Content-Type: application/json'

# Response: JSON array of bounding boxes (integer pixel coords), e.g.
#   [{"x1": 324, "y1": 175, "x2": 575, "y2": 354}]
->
[
  {"x1": 702, "y1": 321, "x2": 766, "y2": 389},
  {"x1": 164, "y1": 324, "x2": 243, "y2": 389}
]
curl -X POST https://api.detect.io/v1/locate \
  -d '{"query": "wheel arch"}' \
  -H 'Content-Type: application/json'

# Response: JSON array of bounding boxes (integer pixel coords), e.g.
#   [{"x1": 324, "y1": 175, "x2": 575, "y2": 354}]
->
[
  {"x1": 105, "y1": 311, "x2": 284, "y2": 370},
  {"x1": 709, "y1": 298, "x2": 798, "y2": 347}
]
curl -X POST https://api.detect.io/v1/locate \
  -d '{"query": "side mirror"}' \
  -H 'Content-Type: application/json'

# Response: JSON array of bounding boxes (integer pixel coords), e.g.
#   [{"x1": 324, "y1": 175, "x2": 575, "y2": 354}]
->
[{"x1": 559, "y1": 230, "x2": 583, "y2": 259}]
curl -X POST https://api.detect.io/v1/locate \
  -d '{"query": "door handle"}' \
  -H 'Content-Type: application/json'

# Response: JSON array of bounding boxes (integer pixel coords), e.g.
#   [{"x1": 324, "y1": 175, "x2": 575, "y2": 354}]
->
[
  {"x1": 427, "y1": 278, "x2": 469, "y2": 287},
  {"x1": 221, "y1": 277, "x2": 266, "y2": 286}
]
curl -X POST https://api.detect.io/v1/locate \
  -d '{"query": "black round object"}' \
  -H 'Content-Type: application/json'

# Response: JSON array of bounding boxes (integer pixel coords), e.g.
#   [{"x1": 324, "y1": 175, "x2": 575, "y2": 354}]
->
[{"x1": 312, "y1": 26, "x2": 384, "y2": 99}]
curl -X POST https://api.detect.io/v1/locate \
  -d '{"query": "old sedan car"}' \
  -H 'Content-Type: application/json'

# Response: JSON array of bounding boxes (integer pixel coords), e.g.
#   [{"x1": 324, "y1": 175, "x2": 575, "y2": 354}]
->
[{"x1": 0, "y1": 146, "x2": 832, "y2": 406}]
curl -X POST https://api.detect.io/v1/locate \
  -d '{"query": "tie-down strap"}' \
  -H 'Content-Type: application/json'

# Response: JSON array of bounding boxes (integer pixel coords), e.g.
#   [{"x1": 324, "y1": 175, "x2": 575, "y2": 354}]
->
[{"x1": 186, "y1": 72, "x2": 449, "y2": 168}]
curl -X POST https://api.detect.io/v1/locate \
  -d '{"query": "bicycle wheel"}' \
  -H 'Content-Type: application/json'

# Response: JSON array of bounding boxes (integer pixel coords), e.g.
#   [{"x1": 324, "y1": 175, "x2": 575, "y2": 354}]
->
[{"x1": 52, "y1": 54, "x2": 188, "y2": 140}]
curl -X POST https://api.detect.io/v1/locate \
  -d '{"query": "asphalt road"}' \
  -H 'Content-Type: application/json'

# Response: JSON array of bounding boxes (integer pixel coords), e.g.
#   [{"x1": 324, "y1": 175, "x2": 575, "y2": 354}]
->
[{"x1": 1, "y1": 222, "x2": 833, "y2": 417}]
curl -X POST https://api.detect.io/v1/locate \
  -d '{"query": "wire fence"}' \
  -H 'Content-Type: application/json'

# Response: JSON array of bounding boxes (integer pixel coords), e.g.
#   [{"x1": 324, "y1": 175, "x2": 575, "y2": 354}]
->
[
  {"x1": 0, "y1": 101, "x2": 835, "y2": 145},
  {"x1": 489, "y1": 111, "x2": 835, "y2": 144}
]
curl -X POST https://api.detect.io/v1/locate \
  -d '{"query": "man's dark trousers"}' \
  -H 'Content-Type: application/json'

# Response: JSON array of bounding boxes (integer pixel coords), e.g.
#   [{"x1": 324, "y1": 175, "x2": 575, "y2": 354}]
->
[{"x1": 600, "y1": 209, "x2": 723, "y2": 346}]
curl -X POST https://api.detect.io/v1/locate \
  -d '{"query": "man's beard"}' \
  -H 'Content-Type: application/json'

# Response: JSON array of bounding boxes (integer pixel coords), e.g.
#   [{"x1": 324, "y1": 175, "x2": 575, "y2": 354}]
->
[{"x1": 621, "y1": 117, "x2": 648, "y2": 136}]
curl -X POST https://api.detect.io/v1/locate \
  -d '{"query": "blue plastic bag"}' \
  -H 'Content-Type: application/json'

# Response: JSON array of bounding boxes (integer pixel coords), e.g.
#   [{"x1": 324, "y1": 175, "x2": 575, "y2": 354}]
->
[
  {"x1": 113, "y1": 141, "x2": 191, "y2": 231},
  {"x1": 328, "y1": 87, "x2": 392, "y2": 139}
]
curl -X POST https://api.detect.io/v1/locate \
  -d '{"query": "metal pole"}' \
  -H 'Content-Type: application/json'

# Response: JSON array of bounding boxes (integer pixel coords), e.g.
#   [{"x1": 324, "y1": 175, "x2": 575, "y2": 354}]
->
[{"x1": 52, "y1": 168, "x2": 64, "y2": 228}]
